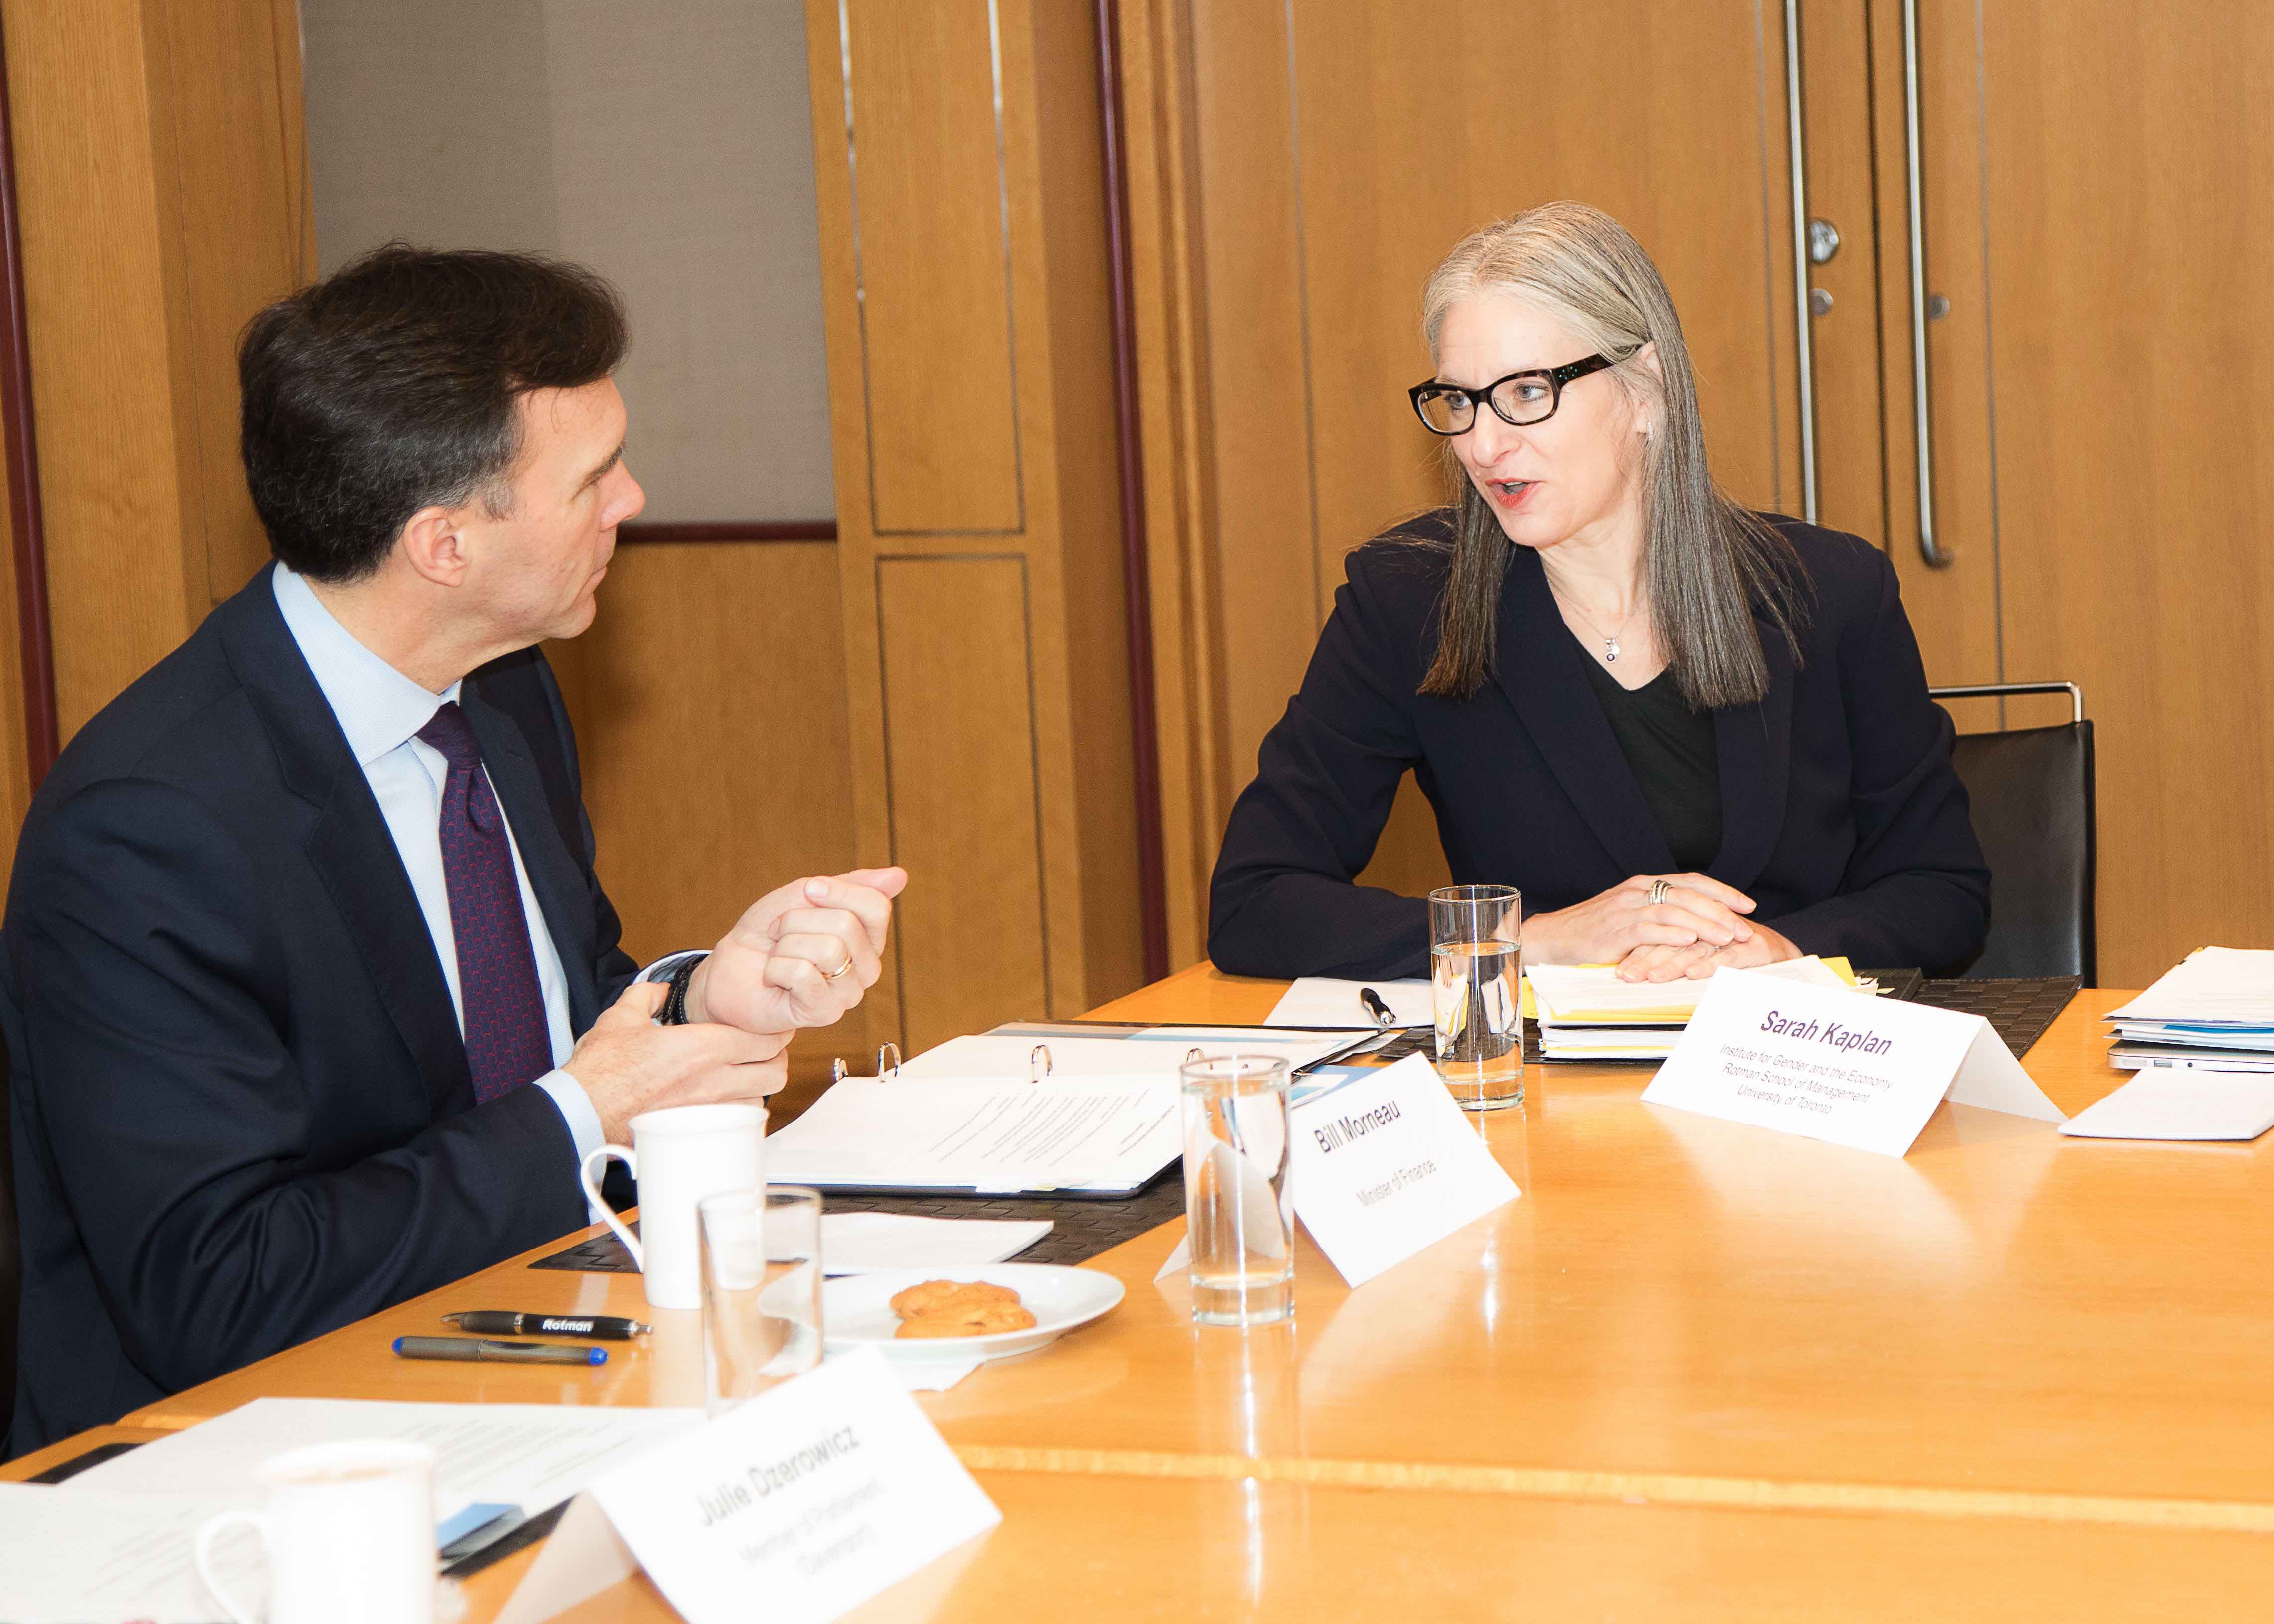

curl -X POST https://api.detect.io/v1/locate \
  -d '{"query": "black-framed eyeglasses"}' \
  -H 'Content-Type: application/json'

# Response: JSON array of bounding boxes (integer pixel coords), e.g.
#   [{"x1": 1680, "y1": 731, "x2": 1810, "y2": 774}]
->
[{"x1": 1407, "y1": 353, "x2": 1621, "y2": 436}]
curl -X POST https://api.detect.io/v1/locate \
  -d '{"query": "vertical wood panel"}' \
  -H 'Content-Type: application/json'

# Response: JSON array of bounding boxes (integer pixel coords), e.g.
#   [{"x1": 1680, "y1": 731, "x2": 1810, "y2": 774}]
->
[
  {"x1": 3, "y1": 0, "x2": 199, "y2": 737},
  {"x1": 1873, "y1": 0, "x2": 2004, "y2": 734},
  {"x1": 149, "y1": 0, "x2": 310, "y2": 605},
  {"x1": 1113, "y1": 0, "x2": 1223, "y2": 968},
  {"x1": 1, "y1": 0, "x2": 309, "y2": 739},
  {"x1": 811, "y1": 0, "x2": 1143, "y2": 1037},
  {"x1": 546, "y1": 541, "x2": 873, "y2": 1082},
  {"x1": 1976, "y1": 0, "x2": 2274, "y2": 982},
  {"x1": 1796, "y1": 0, "x2": 1890, "y2": 546},
  {"x1": 842, "y1": 0, "x2": 1024, "y2": 535},
  {"x1": 875, "y1": 555, "x2": 1048, "y2": 1049}
]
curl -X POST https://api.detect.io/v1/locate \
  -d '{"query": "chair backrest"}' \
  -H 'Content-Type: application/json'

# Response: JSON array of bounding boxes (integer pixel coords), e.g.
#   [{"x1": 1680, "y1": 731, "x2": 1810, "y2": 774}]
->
[{"x1": 1943, "y1": 719, "x2": 2098, "y2": 981}]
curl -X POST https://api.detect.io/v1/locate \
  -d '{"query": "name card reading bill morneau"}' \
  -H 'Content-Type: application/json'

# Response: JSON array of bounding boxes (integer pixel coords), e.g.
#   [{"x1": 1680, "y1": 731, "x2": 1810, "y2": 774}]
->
[
  {"x1": 1289, "y1": 1054, "x2": 1520, "y2": 1286},
  {"x1": 1642, "y1": 966, "x2": 2065, "y2": 1157},
  {"x1": 497, "y1": 1350, "x2": 998, "y2": 1624}
]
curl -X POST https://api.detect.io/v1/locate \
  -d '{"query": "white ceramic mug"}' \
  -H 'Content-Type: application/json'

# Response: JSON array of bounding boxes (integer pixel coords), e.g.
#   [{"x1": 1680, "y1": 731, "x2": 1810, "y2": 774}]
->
[
  {"x1": 194, "y1": 1438, "x2": 437, "y2": 1624},
  {"x1": 579, "y1": 1101, "x2": 766, "y2": 1309}
]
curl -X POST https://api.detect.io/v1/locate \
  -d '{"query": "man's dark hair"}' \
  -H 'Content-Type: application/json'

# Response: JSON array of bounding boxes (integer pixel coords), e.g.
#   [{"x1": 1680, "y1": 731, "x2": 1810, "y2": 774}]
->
[{"x1": 239, "y1": 243, "x2": 628, "y2": 582}]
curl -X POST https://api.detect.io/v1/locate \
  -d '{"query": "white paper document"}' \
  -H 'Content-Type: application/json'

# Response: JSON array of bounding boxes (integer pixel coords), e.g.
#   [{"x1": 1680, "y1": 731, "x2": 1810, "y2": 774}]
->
[
  {"x1": 1264, "y1": 978, "x2": 1432, "y2": 1029},
  {"x1": 1642, "y1": 966, "x2": 2064, "y2": 1157},
  {"x1": 74, "y1": 1397, "x2": 701, "y2": 1524},
  {"x1": 0, "y1": 1484, "x2": 259, "y2": 1624},
  {"x1": 1529, "y1": 955, "x2": 1848, "y2": 1025},
  {"x1": 2104, "y1": 946, "x2": 2274, "y2": 1025},
  {"x1": 1289, "y1": 1054, "x2": 1520, "y2": 1286},
  {"x1": 903, "y1": 1027, "x2": 1356, "y2": 1080},
  {"x1": 2059, "y1": 1071, "x2": 2274, "y2": 1141},
  {"x1": 767, "y1": 1078, "x2": 1179, "y2": 1193},
  {"x1": 819, "y1": 1212, "x2": 1051, "y2": 1273}
]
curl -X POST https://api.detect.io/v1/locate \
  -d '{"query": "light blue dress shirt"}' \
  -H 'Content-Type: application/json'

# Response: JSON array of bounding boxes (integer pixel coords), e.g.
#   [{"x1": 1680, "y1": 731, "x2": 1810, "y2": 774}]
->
[{"x1": 271, "y1": 565, "x2": 609, "y2": 1164}]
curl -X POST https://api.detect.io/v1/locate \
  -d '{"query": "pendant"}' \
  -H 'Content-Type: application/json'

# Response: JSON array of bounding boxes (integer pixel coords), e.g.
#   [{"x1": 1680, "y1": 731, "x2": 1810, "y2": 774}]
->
[{"x1": 1604, "y1": 638, "x2": 1621, "y2": 663}]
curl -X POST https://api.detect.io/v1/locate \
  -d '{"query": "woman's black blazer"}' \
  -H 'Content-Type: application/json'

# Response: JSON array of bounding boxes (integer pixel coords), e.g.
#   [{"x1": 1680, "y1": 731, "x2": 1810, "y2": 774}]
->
[{"x1": 1207, "y1": 511, "x2": 1989, "y2": 979}]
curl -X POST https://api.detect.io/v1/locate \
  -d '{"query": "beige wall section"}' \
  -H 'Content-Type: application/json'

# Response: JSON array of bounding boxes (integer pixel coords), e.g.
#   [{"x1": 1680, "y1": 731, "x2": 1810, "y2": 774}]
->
[
  {"x1": 809, "y1": 0, "x2": 1142, "y2": 1037},
  {"x1": 1, "y1": 0, "x2": 309, "y2": 737},
  {"x1": 301, "y1": 0, "x2": 836, "y2": 525},
  {"x1": 545, "y1": 542, "x2": 873, "y2": 1080}
]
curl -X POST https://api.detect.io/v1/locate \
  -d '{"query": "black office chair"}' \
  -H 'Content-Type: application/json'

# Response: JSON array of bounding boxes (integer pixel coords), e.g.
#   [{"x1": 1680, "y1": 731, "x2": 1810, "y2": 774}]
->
[{"x1": 1929, "y1": 681, "x2": 2096, "y2": 983}]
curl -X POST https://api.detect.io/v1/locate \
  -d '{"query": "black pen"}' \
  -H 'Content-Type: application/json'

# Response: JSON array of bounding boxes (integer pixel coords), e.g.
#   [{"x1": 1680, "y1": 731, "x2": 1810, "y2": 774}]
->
[
  {"x1": 394, "y1": 1336, "x2": 607, "y2": 1366},
  {"x1": 1358, "y1": 986, "x2": 1397, "y2": 1028},
  {"x1": 442, "y1": 1311, "x2": 651, "y2": 1340}
]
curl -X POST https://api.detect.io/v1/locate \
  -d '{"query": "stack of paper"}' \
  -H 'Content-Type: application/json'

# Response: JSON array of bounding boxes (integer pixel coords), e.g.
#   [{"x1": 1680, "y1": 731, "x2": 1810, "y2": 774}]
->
[
  {"x1": 1528, "y1": 957, "x2": 1870, "y2": 1061},
  {"x1": 2104, "y1": 947, "x2": 2274, "y2": 1072}
]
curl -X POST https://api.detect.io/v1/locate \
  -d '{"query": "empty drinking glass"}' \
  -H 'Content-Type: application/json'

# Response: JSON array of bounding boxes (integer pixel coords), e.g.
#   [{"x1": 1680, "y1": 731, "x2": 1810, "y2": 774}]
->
[{"x1": 697, "y1": 1186, "x2": 822, "y2": 1417}]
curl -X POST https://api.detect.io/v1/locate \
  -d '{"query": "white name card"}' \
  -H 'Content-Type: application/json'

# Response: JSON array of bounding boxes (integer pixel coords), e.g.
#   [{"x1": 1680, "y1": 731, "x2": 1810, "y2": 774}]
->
[
  {"x1": 1642, "y1": 966, "x2": 2065, "y2": 1157},
  {"x1": 497, "y1": 1349, "x2": 997, "y2": 1624},
  {"x1": 1289, "y1": 1053, "x2": 1520, "y2": 1286}
]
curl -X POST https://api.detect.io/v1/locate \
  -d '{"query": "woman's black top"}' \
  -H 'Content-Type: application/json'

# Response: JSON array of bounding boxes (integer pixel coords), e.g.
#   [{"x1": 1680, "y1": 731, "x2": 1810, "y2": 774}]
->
[
  {"x1": 1206, "y1": 511, "x2": 1989, "y2": 979},
  {"x1": 1578, "y1": 656, "x2": 1721, "y2": 874}
]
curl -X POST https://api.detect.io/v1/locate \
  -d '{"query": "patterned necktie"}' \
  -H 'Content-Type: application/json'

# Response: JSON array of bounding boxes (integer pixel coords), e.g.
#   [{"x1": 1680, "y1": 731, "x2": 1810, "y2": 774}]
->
[{"x1": 416, "y1": 701, "x2": 553, "y2": 1102}]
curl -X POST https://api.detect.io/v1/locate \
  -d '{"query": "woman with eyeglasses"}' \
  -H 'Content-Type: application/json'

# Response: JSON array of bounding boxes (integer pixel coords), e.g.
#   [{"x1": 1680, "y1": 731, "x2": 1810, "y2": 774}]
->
[{"x1": 1207, "y1": 201, "x2": 1987, "y2": 983}]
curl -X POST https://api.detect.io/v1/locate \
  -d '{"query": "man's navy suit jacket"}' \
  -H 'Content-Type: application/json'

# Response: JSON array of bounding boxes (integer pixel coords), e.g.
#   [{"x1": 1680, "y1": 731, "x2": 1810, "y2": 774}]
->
[
  {"x1": 1209, "y1": 514, "x2": 1991, "y2": 979},
  {"x1": 3, "y1": 567, "x2": 639, "y2": 1452}
]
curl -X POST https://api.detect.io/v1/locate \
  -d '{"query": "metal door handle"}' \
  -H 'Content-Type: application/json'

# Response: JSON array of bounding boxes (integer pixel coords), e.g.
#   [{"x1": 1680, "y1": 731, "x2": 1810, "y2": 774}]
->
[
  {"x1": 1902, "y1": 0, "x2": 1952, "y2": 567},
  {"x1": 1783, "y1": 0, "x2": 1818, "y2": 524}
]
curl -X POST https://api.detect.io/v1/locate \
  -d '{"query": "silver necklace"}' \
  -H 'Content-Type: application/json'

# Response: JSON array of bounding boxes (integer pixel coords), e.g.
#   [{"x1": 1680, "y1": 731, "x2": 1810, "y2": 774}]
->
[{"x1": 1557, "y1": 589, "x2": 1644, "y2": 664}]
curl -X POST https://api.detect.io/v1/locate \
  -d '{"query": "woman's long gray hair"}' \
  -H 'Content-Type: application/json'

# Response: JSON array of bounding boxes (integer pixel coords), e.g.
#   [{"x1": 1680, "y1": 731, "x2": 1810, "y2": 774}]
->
[{"x1": 1414, "y1": 202, "x2": 1806, "y2": 709}]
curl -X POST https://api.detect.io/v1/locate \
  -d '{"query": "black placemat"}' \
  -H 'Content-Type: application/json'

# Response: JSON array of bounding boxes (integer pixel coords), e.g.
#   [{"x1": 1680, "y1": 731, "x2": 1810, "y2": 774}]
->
[
  {"x1": 1912, "y1": 974, "x2": 2081, "y2": 1059},
  {"x1": 530, "y1": 1176, "x2": 1188, "y2": 1275}
]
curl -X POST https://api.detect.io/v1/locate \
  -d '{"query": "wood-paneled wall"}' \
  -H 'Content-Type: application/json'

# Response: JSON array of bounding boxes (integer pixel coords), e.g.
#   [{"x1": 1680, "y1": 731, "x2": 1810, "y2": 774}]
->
[
  {"x1": 0, "y1": 0, "x2": 310, "y2": 741},
  {"x1": 804, "y1": 0, "x2": 1144, "y2": 1052},
  {"x1": 1121, "y1": 0, "x2": 2274, "y2": 986}
]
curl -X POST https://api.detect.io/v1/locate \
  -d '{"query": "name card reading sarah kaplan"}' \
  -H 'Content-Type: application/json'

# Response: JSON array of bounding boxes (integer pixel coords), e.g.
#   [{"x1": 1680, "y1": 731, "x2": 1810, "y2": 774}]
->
[{"x1": 1642, "y1": 966, "x2": 2064, "y2": 1157}]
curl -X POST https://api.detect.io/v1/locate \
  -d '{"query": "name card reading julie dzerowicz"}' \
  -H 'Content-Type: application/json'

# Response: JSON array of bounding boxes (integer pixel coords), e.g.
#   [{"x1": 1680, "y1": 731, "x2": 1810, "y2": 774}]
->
[
  {"x1": 1641, "y1": 965, "x2": 2065, "y2": 1156},
  {"x1": 1288, "y1": 1053, "x2": 1521, "y2": 1286},
  {"x1": 495, "y1": 1349, "x2": 998, "y2": 1624}
]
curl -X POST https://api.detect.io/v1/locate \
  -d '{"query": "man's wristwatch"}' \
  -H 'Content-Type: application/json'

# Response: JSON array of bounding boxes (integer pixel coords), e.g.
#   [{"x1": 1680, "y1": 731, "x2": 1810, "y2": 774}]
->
[{"x1": 660, "y1": 953, "x2": 708, "y2": 1026}]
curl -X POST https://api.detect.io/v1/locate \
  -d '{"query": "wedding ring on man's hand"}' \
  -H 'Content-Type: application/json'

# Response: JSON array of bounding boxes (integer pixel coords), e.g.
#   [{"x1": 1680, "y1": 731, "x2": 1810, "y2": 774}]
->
[
  {"x1": 1648, "y1": 879, "x2": 1671, "y2": 906},
  {"x1": 821, "y1": 953, "x2": 856, "y2": 981}
]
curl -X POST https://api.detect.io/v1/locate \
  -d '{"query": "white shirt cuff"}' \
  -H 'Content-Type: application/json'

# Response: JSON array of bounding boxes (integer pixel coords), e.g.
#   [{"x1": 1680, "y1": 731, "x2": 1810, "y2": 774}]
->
[
  {"x1": 638, "y1": 949, "x2": 709, "y2": 985},
  {"x1": 534, "y1": 1067, "x2": 610, "y2": 1224}
]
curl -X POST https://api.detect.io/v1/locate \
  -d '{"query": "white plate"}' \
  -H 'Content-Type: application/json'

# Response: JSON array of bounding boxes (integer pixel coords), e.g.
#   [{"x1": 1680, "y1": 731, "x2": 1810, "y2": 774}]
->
[{"x1": 821, "y1": 1263, "x2": 1125, "y2": 1361}]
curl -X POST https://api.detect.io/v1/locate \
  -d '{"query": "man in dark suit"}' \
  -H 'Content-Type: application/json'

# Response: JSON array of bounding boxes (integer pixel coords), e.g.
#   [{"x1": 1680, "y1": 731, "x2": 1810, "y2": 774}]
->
[{"x1": 1, "y1": 246, "x2": 905, "y2": 1453}]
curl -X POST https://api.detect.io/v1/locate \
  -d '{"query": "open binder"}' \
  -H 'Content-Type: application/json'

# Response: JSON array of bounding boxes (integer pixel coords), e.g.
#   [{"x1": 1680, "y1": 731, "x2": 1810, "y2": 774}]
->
[{"x1": 766, "y1": 1025, "x2": 1372, "y2": 1199}]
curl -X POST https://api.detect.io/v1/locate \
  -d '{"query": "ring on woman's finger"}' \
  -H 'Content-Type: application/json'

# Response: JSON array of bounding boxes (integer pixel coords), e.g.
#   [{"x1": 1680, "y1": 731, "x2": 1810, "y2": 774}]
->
[{"x1": 1648, "y1": 878, "x2": 1671, "y2": 906}]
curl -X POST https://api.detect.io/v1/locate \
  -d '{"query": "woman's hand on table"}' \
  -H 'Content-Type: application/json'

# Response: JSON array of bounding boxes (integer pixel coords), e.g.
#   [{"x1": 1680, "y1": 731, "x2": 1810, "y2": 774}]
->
[
  {"x1": 1613, "y1": 922, "x2": 1802, "y2": 982},
  {"x1": 1518, "y1": 873, "x2": 1761, "y2": 967}
]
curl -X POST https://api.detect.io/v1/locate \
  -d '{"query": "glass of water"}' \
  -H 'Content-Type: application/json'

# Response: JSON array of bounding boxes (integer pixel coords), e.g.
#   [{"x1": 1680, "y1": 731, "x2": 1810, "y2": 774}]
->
[
  {"x1": 697, "y1": 1186, "x2": 822, "y2": 1417},
  {"x1": 1178, "y1": 1054, "x2": 1295, "y2": 1326},
  {"x1": 1430, "y1": 883, "x2": 1525, "y2": 1111}
]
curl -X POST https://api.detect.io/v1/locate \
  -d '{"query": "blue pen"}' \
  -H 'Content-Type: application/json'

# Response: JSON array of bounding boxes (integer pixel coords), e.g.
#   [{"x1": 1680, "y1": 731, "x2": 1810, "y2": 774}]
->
[{"x1": 393, "y1": 1335, "x2": 606, "y2": 1366}]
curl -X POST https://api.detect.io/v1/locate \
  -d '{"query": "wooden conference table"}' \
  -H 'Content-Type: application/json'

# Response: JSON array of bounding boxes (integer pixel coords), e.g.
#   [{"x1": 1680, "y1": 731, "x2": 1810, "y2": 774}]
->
[{"x1": 15, "y1": 967, "x2": 2274, "y2": 1618}]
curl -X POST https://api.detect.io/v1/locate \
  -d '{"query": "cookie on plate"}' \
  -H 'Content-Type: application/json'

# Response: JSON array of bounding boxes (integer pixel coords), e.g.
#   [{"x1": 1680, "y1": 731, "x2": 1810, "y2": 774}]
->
[
  {"x1": 896, "y1": 1300, "x2": 1038, "y2": 1338},
  {"x1": 889, "y1": 1278, "x2": 1020, "y2": 1319}
]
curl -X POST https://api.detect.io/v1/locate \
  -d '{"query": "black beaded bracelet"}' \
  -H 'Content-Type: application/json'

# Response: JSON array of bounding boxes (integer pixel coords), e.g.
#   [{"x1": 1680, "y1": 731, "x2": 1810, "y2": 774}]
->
[{"x1": 660, "y1": 953, "x2": 707, "y2": 1026}]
